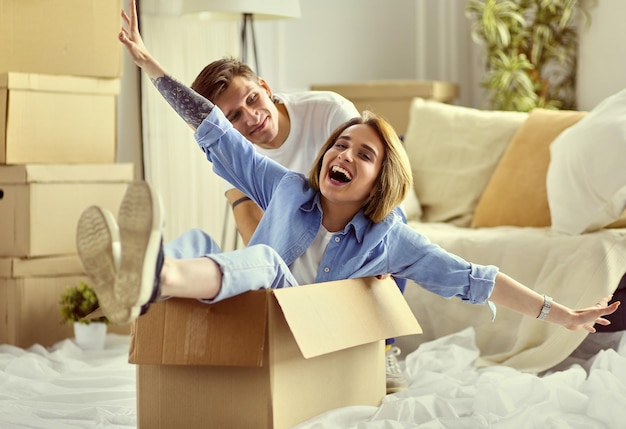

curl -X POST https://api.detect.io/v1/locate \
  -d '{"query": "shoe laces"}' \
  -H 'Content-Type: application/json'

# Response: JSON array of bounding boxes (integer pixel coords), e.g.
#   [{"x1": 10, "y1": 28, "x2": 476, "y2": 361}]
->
[{"x1": 385, "y1": 346, "x2": 402, "y2": 376}]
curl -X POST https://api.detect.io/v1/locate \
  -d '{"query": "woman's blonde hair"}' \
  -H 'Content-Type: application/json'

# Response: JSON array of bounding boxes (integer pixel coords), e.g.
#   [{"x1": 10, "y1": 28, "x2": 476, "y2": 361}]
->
[{"x1": 308, "y1": 111, "x2": 413, "y2": 223}]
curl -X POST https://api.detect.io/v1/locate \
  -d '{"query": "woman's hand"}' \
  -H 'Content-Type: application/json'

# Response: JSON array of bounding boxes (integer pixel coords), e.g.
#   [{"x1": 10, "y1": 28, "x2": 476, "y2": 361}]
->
[{"x1": 563, "y1": 295, "x2": 620, "y2": 333}]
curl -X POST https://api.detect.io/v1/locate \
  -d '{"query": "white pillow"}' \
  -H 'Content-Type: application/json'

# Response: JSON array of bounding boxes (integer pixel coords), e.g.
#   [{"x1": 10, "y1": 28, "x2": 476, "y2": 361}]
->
[
  {"x1": 547, "y1": 89, "x2": 626, "y2": 234},
  {"x1": 403, "y1": 98, "x2": 528, "y2": 225}
]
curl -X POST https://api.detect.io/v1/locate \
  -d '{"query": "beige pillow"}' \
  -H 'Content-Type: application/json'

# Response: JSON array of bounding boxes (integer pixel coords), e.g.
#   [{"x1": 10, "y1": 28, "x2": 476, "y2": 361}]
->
[
  {"x1": 472, "y1": 109, "x2": 586, "y2": 228},
  {"x1": 403, "y1": 98, "x2": 528, "y2": 226}
]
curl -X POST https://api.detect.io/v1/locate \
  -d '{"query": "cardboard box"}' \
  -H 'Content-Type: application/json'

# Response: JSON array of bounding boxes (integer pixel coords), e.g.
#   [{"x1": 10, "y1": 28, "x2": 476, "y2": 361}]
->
[
  {"x1": 311, "y1": 80, "x2": 458, "y2": 134},
  {"x1": 0, "y1": 164, "x2": 134, "y2": 257},
  {"x1": 0, "y1": 255, "x2": 130, "y2": 348},
  {"x1": 130, "y1": 277, "x2": 422, "y2": 429},
  {"x1": 0, "y1": 0, "x2": 123, "y2": 78},
  {"x1": 0, "y1": 72, "x2": 120, "y2": 164}
]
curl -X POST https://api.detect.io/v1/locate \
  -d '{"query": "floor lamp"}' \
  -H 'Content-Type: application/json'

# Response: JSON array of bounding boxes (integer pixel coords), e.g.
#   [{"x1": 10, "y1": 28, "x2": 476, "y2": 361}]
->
[
  {"x1": 181, "y1": 0, "x2": 301, "y2": 75},
  {"x1": 181, "y1": 0, "x2": 301, "y2": 250}
]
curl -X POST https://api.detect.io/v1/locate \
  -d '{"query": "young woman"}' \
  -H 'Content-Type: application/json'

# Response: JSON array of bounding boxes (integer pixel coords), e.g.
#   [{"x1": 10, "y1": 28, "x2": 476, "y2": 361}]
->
[{"x1": 76, "y1": 0, "x2": 619, "y2": 340}]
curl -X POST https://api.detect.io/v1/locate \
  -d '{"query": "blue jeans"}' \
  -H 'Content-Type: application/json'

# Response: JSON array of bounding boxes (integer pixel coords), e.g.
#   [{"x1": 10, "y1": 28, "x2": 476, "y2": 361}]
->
[
  {"x1": 166, "y1": 228, "x2": 399, "y2": 346},
  {"x1": 165, "y1": 229, "x2": 298, "y2": 303}
]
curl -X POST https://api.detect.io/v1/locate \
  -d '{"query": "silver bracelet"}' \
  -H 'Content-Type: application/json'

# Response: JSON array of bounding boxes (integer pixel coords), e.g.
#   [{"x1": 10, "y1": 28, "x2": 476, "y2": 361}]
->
[{"x1": 537, "y1": 295, "x2": 553, "y2": 320}]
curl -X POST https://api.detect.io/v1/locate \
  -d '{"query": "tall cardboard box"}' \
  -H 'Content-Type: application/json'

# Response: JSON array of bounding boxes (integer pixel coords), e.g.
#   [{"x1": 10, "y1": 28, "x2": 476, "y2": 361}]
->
[
  {"x1": 0, "y1": 255, "x2": 130, "y2": 348},
  {"x1": 311, "y1": 80, "x2": 458, "y2": 134},
  {"x1": 130, "y1": 277, "x2": 422, "y2": 429},
  {"x1": 0, "y1": 73, "x2": 120, "y2": 164},
  {"x1": 0, "y1": 0, "x2": 123, "y2": 78},
  {"x1": 0, "y1": 164, "x2": 134, "y2": 257}
]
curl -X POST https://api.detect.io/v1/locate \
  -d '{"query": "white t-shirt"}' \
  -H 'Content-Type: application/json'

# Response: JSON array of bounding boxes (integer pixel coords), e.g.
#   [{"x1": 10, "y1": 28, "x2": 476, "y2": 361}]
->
[
  {"x1": 257, "y1": 91, "x2": 360, "y2": 174},
  {"x1": 289, "y1": 225, "x2": 333, "y2": 285},
  {"x1": 222, "y1": 90, "x2": 359, "y2": 191}
]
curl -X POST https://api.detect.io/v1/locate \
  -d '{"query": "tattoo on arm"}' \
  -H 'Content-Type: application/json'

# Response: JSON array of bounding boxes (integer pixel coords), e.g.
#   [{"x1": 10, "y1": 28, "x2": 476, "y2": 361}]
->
[{"x1": 151, "y1": 74, "x2": 214, "y2": 130}]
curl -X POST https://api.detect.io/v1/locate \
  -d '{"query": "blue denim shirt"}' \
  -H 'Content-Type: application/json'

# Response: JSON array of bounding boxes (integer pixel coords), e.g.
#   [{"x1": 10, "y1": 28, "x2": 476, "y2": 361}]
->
[{"x1": 195, "y1": 108, "x2": 499, "y2": 305}]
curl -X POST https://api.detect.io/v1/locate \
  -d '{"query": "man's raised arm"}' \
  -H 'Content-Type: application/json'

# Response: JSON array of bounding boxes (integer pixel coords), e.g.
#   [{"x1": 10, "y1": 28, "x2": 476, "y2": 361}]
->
[{"x1": 118, "y1": 0, "x2": 213, "y2": 130}]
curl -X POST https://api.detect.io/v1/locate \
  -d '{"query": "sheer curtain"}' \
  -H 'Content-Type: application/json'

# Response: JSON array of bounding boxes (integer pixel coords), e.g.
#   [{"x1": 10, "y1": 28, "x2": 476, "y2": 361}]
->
[
  {"x1": 415, "y1": 0, "x2": 485, "y2": 108},
  {"x1": 139, "y1": 6, "x2": 240, "y2": 249}
]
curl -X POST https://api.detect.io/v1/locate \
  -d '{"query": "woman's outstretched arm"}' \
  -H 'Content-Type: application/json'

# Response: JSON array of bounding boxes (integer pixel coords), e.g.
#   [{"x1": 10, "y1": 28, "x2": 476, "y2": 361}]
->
[
  {"x1": 118, "y1": 0, "x2": 212, "y2": 130},
  {"x1": 490, "y1": 272, "x2": 620, "y2": 333}
]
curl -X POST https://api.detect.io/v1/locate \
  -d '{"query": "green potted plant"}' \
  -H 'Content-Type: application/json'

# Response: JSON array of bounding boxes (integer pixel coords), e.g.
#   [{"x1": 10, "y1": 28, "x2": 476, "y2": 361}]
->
[
  {"x1": 466, "y1": 0, "x2": 593, "y2": 111},
  {"x1": 59, "y1": 281, "x2": 108, "y2": 350}
]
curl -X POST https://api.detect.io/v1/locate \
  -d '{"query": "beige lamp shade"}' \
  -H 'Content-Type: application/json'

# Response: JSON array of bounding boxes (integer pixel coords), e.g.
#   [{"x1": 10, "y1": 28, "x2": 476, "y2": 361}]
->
[{"x1": 181, "y1": 0, "x2": 301, "y2": 20}]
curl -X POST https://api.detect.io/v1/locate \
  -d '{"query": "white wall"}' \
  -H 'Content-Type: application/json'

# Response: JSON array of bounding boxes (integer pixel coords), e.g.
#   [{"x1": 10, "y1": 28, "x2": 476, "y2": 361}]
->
[
  {"x1": 254, "y1": 0, "x2": 482, "y2": 107},
  {"x1": 252, "y1": 0, "x2": 625, "y2": 110},
  {"x1": 255, "y1": 0, "x2": 418, "y2": 92},
  {"x1": 577, "y1": 1, "x2": 626, "y2": 110}
]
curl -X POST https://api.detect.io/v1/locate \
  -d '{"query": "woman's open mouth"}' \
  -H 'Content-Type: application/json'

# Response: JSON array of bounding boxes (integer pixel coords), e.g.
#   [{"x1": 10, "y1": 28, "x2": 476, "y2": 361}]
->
[{"x1": 329, "y1": 165, "x2": 352, "y2": 183}]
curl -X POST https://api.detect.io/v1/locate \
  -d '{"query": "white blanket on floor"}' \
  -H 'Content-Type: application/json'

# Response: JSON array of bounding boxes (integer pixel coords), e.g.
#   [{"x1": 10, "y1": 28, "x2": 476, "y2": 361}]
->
[{"x1": 0, "y1": 330, "x2": 624, "y2": 428}]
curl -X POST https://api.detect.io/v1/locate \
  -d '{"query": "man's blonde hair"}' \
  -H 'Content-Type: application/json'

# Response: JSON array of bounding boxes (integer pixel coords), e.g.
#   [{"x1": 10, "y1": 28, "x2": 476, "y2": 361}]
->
[{"x1": 191, "y1": 57, "x2": 258, "y2": 100}]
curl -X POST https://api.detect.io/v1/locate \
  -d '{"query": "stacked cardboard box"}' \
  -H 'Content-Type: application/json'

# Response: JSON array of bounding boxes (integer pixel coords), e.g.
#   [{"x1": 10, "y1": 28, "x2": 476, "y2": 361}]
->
[
  {"x1": 0, "y1": 254, "x2": 131, "y2": 347},
  {"x1": 0, "y1": 0, "x2": 132, "y2": 347},
  {"x1": 310, "y1": 80, "x2": 459, "y2": 135}
]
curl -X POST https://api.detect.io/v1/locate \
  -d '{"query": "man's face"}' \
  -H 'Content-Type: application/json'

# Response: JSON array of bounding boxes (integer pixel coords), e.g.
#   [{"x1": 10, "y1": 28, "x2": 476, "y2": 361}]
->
[{"x1": 214, "y1": 76, "x2": 280, "y2": 148}]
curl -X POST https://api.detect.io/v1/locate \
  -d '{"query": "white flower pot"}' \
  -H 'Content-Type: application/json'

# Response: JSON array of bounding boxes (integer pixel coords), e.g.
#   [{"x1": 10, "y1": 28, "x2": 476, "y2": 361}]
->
[{"x1": 73, "y1": 321, "x2": 107, "y2": 350}]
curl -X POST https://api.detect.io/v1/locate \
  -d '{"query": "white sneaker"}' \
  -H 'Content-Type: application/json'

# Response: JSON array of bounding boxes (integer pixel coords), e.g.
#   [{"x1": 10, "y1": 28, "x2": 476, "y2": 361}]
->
[
  {"x1": 115, "y1": 180, "x2": 165, "y2": 319},
  {"x1": 76, "y1": 206, "x2": 130, "y2": 325},
  {"x1": 385, "y1": 346, "x2": 409, "y2": 394}
]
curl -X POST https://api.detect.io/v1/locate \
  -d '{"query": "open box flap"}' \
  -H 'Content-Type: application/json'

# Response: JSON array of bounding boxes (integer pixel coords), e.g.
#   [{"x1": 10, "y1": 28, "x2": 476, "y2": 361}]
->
[
  {"x1": 129, "y1": 290, "x2": 269, "y2": 367},
  {"x1": 273, "y1": 277, "x2": 422, "y2": 359}
]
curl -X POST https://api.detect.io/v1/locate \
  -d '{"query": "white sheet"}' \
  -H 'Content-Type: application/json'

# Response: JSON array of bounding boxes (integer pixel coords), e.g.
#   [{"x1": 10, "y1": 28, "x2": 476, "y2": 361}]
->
[
  {"x1": 1, "y1": 330, "x2": 624, "y2": 428},
  {"x1": 0, "y1": 335, "x2": 136, "y2": 429}
]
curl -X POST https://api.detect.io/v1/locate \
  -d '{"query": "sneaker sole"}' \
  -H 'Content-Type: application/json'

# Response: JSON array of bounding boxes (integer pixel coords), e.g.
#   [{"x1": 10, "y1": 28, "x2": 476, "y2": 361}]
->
[
  {"x1": 115, "y1": 181, "x2": 164, "y2": 312},
  {"x1": 76, "y1": 206, "x2": 132, "y2": 325}
]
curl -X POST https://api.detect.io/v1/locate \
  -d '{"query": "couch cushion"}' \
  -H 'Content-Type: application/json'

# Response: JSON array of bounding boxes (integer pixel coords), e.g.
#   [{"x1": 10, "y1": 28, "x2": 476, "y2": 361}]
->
[
  {"x1": 472, "y1": 109, "x2": 586, "y2": 228},
  {"x1": 403, "y1": 98, "x2": 527, "y2": 226},
  {"x1": 547, "y1": 88, "x2": 626, "y2": 234}
]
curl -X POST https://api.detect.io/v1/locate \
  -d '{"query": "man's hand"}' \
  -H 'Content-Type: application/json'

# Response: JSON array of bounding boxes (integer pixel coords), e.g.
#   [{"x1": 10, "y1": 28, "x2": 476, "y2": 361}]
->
[{"x1": 118, "y1": 0, "x2": 165, "y2": 78}]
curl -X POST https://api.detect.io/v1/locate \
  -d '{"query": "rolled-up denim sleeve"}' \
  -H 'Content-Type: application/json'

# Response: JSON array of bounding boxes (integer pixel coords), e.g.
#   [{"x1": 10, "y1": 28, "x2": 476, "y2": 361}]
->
[
  {"x1": 194, "y1": 107, "x2": 233, "y2": 152},
  {"x1": 466, "y1": 263, "x2": 499, "y2": 304}
]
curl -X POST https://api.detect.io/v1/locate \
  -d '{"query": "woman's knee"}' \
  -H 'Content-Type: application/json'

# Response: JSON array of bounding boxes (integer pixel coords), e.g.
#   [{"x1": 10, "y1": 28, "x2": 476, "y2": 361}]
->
[{"x1": 165, "y1": 228, "x2": 220, "y2": 258}]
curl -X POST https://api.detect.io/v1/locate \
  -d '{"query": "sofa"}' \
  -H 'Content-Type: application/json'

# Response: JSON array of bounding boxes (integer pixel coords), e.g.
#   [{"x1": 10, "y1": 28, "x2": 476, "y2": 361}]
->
[{"x1": 394, "y1": 93, "x2": 626, "y2": 373}]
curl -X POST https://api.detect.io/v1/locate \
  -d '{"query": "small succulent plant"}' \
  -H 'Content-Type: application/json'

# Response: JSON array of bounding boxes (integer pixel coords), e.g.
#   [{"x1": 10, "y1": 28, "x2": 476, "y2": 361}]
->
[{"x1": 59, "y1": 281, "x2": 108, "y2": 325}]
